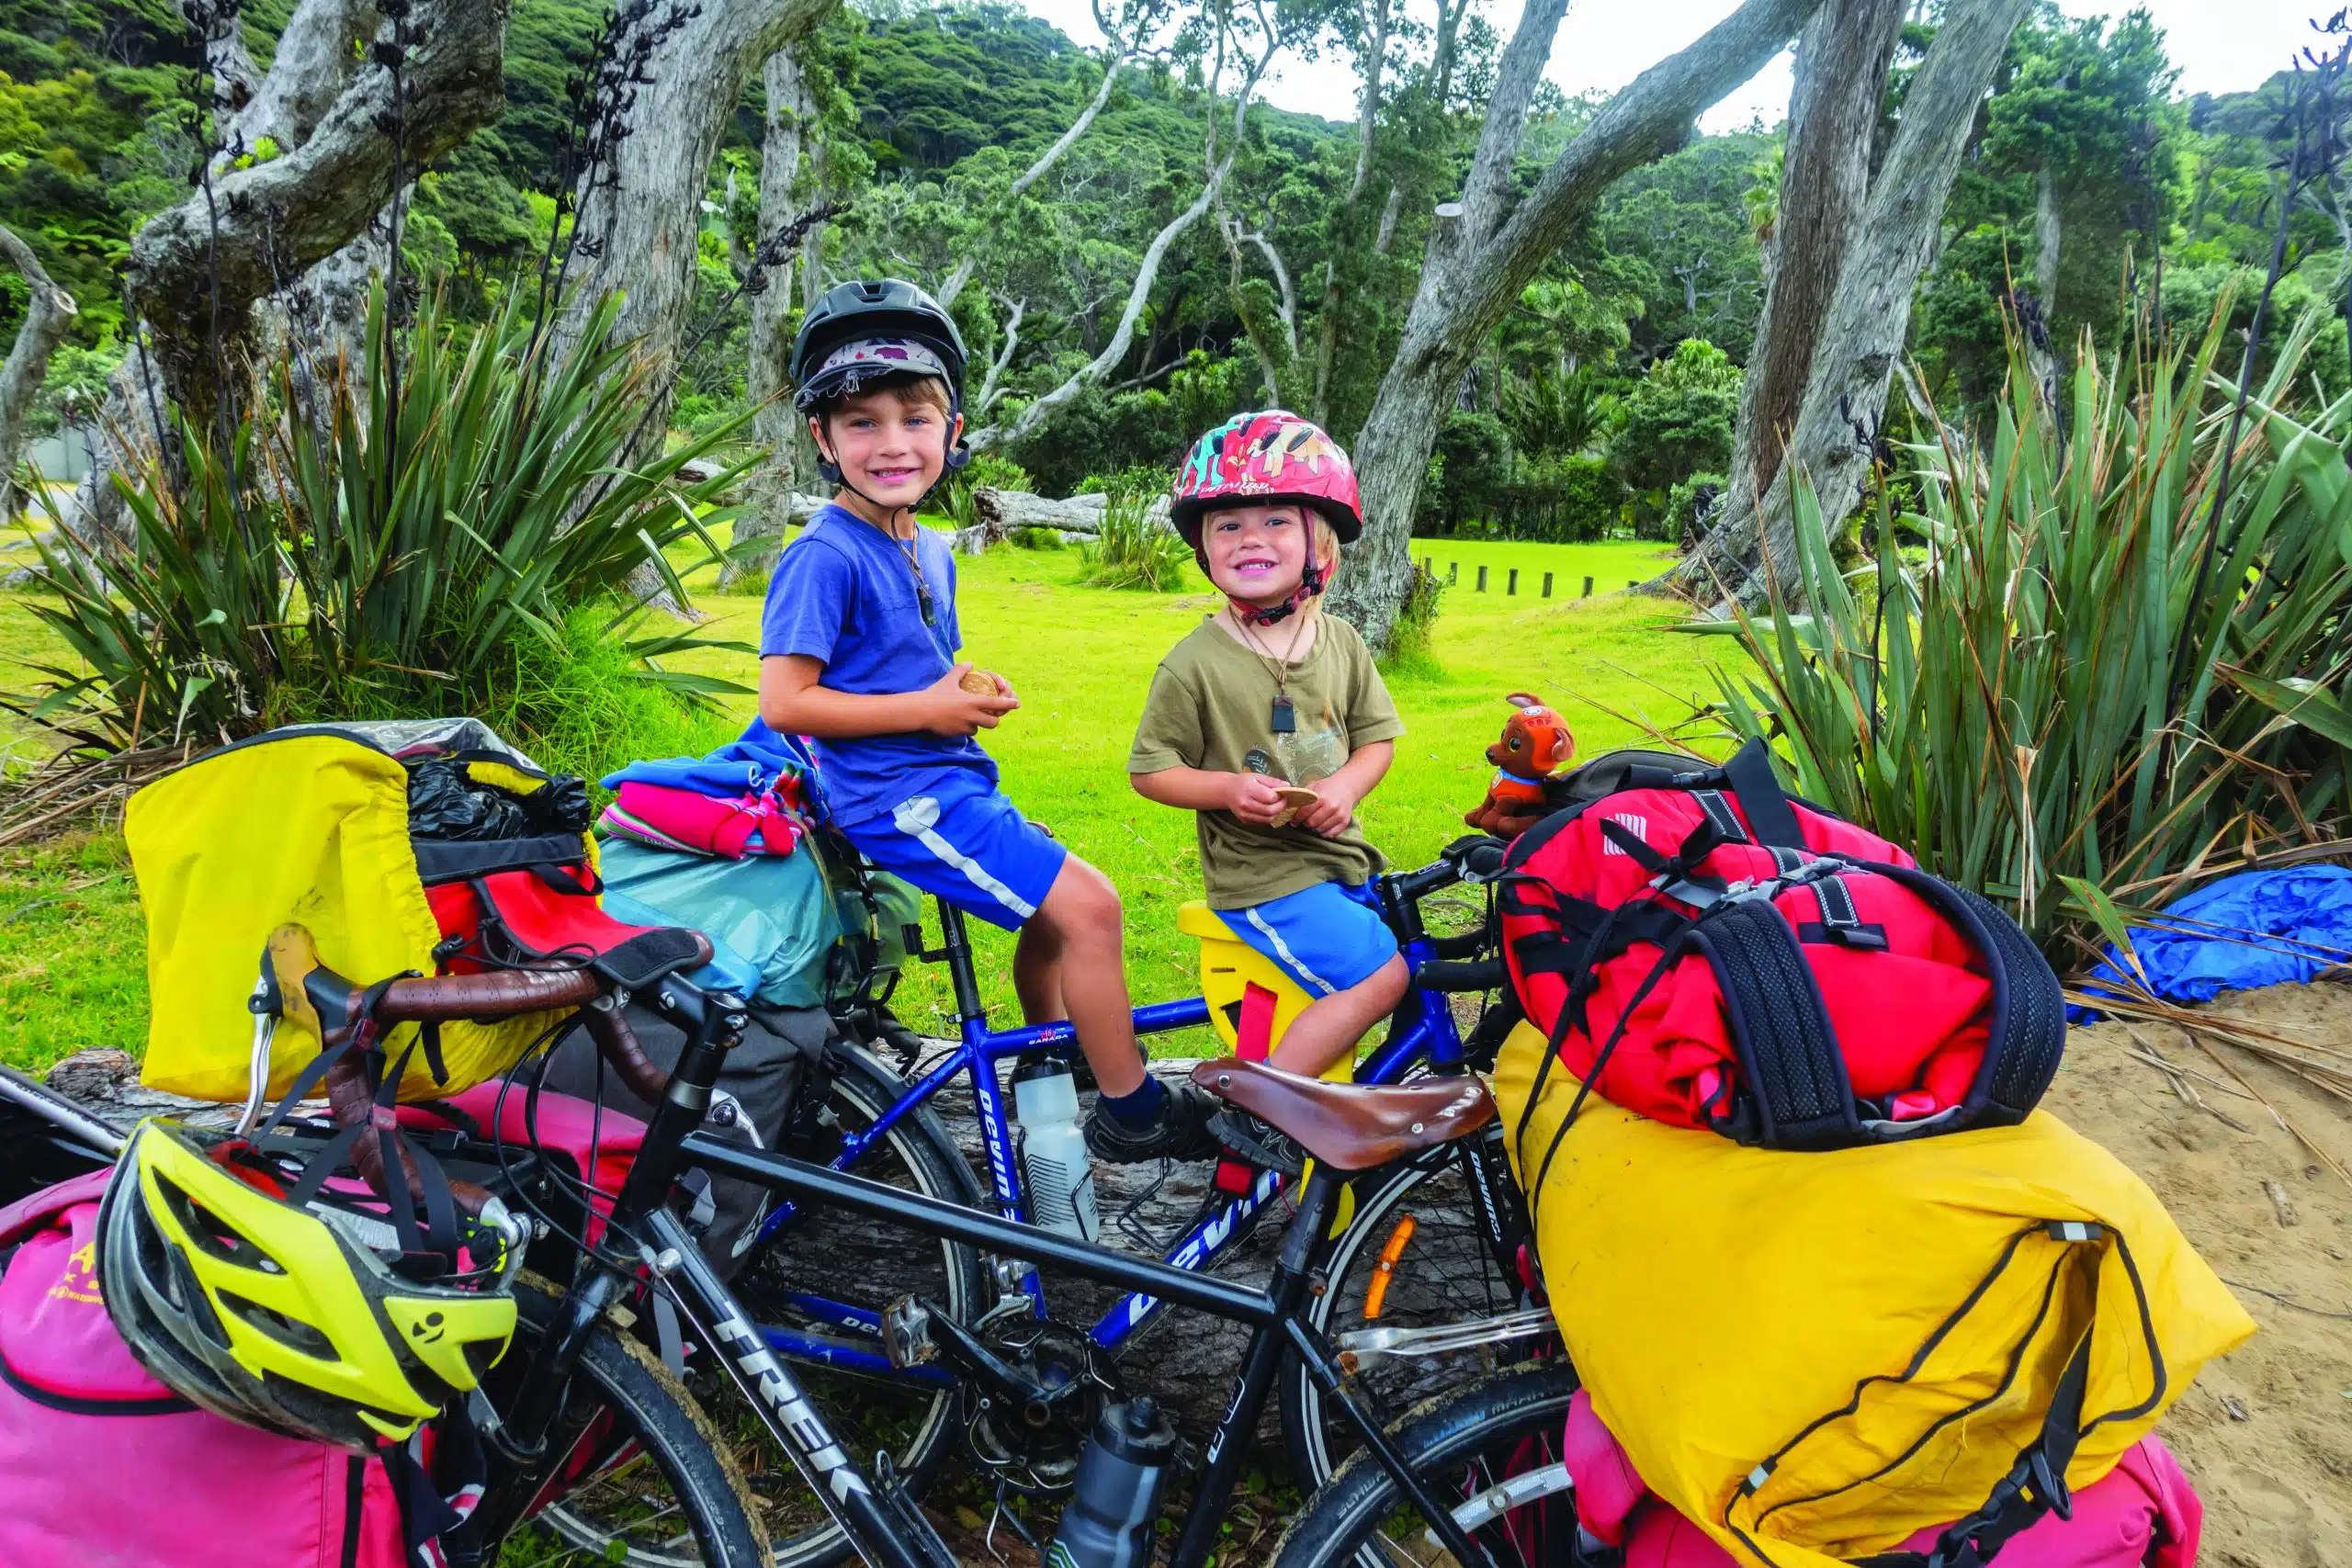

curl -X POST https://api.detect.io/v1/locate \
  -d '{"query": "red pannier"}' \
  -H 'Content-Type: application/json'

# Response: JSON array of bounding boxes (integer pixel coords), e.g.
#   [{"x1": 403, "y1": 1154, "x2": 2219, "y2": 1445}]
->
[{"x1": 1498, "y1": 739, "x2": 2064, "y2": 1158}]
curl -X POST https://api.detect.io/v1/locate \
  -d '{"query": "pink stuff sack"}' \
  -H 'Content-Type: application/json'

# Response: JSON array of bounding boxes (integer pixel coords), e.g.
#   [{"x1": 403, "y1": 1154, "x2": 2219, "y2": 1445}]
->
[
  {"x1": 398, "y1": 1078, "x2": 647, "y2": 1247},
  {"x1": 1561, "y1": 1388, "x2": 2204, "y2": 1568},
  {"x1": 0, "y1": 1170, "x2": 407, "y2": 1568}
]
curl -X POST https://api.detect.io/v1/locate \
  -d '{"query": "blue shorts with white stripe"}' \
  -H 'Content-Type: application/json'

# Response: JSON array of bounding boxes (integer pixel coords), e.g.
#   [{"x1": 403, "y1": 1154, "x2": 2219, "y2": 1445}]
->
[
  {"x1": 839, "y1": 772, "x2": 1069, "y2": 931},
  {"x1": 1216, "y1": 879, "x2": 1399, "y2": 997}
]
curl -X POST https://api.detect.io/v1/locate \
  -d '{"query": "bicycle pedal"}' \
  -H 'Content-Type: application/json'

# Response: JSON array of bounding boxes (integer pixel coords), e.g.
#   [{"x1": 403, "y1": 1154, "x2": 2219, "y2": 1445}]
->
[{"x1": 882, "y1": 1295, "x2": 938, "y2": 1371}]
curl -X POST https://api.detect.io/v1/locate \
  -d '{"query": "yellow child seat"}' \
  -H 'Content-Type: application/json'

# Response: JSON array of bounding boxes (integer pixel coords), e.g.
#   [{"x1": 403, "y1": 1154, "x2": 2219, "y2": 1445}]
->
[{"x1": 1182, "y1": 900, "x2": 1356, "y2": 1224}]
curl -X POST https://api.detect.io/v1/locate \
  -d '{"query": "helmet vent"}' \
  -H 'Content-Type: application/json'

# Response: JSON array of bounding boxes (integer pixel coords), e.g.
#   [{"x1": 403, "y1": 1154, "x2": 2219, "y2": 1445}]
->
[{"x1": 219, "y1": 1288, "x2": 340, "y2": 1361}]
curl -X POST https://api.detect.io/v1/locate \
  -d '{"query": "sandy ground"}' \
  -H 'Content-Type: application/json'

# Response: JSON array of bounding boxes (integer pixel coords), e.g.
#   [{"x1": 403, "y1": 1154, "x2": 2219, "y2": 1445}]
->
[{"x1": 2051, "y1": 981, "x2": 2352, "y2": 1567}]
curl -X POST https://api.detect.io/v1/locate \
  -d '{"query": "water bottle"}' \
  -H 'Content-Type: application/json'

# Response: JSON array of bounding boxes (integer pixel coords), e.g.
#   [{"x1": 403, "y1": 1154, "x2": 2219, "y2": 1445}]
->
[
  {"x1": 1046, "y1": 1398, "x2": 1178, "y2": 1568},
  {"x1": 1013, "y1": 1057, "x2": 1101, "y2": 1241}
]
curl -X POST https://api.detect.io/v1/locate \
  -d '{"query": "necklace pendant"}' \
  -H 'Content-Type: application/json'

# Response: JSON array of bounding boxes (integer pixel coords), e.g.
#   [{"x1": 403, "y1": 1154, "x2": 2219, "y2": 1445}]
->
[{"x1": 1271, "y1": 696, "x2": 1295, "y2": 733}]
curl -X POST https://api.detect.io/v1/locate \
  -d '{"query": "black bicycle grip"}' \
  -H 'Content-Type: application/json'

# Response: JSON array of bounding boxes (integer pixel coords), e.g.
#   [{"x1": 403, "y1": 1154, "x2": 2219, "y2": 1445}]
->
[{"x1": 1418, "y1": 956, "x2": 1504, "y2": 992}]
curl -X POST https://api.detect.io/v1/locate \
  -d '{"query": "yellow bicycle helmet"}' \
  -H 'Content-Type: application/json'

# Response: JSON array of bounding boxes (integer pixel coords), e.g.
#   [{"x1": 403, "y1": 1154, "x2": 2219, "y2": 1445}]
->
[{"x1": 97, "y1": 1117, "x2": 520, "y2": 1450}]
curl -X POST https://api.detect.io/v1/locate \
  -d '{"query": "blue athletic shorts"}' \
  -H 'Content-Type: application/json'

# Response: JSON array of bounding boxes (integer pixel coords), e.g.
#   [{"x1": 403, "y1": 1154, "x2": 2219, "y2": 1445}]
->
[
  {"x1": 1217, "y1": 880, "x2": 1399, "y2": 997},
  {"x1": 838, "y1": 772, "x2": 1069, "y2": 931}
]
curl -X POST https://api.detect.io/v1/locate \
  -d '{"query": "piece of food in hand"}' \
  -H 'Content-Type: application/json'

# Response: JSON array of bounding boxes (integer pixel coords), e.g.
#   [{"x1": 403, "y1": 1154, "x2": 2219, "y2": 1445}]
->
[
  {"x1": 1269, "y1": 786, "x2": 1321, "y2": 829},
  {"x1": 960, "y1": 668, "x2": 1002, "y2": 696}
]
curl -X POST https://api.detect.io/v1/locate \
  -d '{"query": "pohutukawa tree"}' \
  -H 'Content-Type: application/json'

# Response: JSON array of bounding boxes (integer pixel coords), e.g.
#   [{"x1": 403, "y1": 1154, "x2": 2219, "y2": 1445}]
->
[
  {"x1": 67, "y1": 0, "x2": 510, "y2": 551},
  {"x1": 964, "y1": 0, "x2": 1290, "y2": 455},
  {"x1": 544, "y1": 0, "x2": 844, "y2": 442},
  {"x1": 125, "y1": 0, "x2": 512, "y2": 437},
  {"x1": 1655, "y1": 0, "x2": 2034, "y2": 612},
  {"x1": 0, "y1": 224, "x2": 78, "y2": 515},
  {"x1": 1325, "y1": 0, "x2": 1824, "y2": 651}
]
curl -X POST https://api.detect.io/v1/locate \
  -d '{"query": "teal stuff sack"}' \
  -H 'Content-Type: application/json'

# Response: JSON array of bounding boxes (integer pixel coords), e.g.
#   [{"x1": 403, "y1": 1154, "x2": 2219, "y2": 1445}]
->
[{"x1": 597, "y1": 838, "x2": 842, "y2": 1010}]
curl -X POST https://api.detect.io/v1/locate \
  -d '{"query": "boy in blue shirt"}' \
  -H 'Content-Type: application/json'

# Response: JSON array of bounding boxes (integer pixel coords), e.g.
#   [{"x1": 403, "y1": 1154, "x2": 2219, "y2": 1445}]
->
[{"x1": 758, "y1": 280, "x2": 1217, "y2": 1163}]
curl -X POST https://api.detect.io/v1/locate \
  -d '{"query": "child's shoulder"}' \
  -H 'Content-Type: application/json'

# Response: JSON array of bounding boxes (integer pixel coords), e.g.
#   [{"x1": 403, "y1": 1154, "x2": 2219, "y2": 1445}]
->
[{"x1": 1159, "y1": 615, "x2": 1238, "y2": 669}]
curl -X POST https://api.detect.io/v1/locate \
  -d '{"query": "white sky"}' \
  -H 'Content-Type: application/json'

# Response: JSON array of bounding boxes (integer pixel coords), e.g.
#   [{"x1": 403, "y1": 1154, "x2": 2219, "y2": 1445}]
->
[{"x1": 1012, "y1": 0, "x2": 2321, "y2": 133}]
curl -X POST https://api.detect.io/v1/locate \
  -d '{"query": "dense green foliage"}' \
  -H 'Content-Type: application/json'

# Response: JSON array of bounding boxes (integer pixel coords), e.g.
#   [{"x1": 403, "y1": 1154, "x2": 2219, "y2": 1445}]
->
[
  {"x1": 21, "y1": 286, "x2": 749, "y2": 748},
  {"x1": 0, "y1": 0, "x2": 2325, "y2": 530},
  {"x1": 1709, "y1": 314, "x2": 2352, "y2": 952}
]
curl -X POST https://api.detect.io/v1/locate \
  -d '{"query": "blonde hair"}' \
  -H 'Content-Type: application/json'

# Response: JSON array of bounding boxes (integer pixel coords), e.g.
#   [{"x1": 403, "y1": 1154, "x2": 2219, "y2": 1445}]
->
[{"x1": 1303, "y1": 512, "x2": 1340, "y2": 620}]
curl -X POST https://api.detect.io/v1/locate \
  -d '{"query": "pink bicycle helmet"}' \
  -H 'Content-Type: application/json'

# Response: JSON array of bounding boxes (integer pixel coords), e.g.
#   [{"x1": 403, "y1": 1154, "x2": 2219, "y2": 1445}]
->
[{"x1": 1170, "y1": 411, "x2": 1364, "y2": 544}]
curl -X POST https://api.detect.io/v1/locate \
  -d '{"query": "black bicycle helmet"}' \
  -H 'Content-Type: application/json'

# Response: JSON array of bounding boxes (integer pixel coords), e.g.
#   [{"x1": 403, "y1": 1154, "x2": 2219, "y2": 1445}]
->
[{"x1": 791, "y1": 278, "x2": 969, "y2": 411}]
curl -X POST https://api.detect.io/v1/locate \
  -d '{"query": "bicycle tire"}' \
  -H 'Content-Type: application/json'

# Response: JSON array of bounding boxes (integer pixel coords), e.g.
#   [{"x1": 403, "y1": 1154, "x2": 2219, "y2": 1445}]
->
[
  {"x1": 505, "y1": 1277, "x2": 772, "y2": 1568},
  {"x1": 718, "y1": 1039, "x2": 989, "y2": 1568},
  {"x1": 1281, "y1": 1123, "x2": 1531, "y2": 1491},
  {"x1": 1270, "y1": 1363, "x2": 1584, "y2": 1568}
]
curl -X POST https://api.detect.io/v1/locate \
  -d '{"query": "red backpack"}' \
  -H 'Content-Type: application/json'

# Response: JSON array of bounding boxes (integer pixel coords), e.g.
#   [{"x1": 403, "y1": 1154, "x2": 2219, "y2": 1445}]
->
[{"x1": 1498, "y1": 739, "x2": 2064, "y2": 1178}]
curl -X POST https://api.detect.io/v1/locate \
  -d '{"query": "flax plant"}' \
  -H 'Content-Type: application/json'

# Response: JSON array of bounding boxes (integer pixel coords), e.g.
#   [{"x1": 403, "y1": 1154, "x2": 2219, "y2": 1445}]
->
[
  {"x1": 22, "y1": 284, "x2": 751, "y2": 749},
  {"x1": 1708, "y1": 310, "x2": 2352, "y2": 955}
]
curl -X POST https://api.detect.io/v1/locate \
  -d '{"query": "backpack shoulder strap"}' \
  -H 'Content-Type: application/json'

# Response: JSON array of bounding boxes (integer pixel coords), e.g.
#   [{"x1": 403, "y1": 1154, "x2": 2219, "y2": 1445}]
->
[
  {"x1": 1723, "y1": 737, "x2": 1806, "y2": 849},
  {"x1": 1686, "y1": 897, "x2": 1856, "y2": 1149}
]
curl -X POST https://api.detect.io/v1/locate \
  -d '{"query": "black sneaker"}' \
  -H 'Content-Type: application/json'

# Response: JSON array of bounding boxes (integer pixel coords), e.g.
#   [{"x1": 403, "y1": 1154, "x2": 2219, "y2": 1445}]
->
[
  {"x1": 1207, "y1": 1109, "x2": 1306, "y2": 1177},
  {"x1": 1083, "y1": 1081, "x2": 1221, "y2": 1164}
]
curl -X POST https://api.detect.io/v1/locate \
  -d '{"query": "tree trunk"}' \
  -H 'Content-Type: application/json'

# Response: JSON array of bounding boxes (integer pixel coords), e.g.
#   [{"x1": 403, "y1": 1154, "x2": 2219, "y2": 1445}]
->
[
  {"x1": 718, "y1": 43, "x2": 820, "y2": 594},
  {"x1": 0, "y1": 225, "x2": 79, "y2": 514},
  {"x1": 1721, "y1": 0, "x2": 1904, "y2": 517},
  {"x1": 124, "y1": 0, "x2": 510, "y2": 435},
  {"x1": 1663, "y1": 0, "x2": 2031, "y2": 611},
  {"x1": 2034, "y1": 163, "x2": 2062, "y2": 304},
  {"x1": 1327, "y1": 0, "x2": 1821, "y2": 650},
  {"x1": 547, "y1": 0, "x2": 842, "y2": 448}
]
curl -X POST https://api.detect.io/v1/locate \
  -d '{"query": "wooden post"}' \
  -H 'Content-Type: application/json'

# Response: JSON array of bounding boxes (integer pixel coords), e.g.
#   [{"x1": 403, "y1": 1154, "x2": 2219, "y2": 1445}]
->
[
  {"x1": 1476, "y1": 564, "x2": 1488, "y2": 592},
  {"x1": 1582, "y1": 576, "x2": 1593, "y2": 597},
  {"x1": 1448, "y1": 561, "x2": 1458, "y2": 584},
  {"x1": 1507, "y1": 568, "x2": 1519, "y2": 596},
  {"x1": 1542, "y1": 571, "x2": 1554, "y2": 598}
]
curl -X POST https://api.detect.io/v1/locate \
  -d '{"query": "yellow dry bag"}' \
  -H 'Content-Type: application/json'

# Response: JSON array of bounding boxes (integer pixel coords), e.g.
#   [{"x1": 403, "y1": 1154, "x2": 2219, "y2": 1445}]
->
[
  {"x1": 1494, "y1": 1020, "x2": 2253, "y2": 1568},
  {"x1": 127, "y1": 720, "x2": 600, "y2": 1102}
]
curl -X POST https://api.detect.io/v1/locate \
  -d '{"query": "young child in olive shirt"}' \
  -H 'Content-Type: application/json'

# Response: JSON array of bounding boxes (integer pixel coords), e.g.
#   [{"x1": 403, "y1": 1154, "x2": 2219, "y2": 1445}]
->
[{"x1": 1128, "y1": 412, "x2": 1409, "y2": 1173}]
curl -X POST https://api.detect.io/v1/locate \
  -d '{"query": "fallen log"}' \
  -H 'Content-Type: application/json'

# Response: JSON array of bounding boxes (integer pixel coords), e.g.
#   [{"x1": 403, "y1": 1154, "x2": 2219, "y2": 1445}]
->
[{"x1": 957, "y1": 488, "x2": 1173, "y2": 554}]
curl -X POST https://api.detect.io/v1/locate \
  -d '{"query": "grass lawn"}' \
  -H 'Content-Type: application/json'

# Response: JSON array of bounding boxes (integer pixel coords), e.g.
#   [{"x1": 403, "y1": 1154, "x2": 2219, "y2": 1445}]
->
[{"x1": 0, "y1": 532, "x2": 1741, "y2": 1067}]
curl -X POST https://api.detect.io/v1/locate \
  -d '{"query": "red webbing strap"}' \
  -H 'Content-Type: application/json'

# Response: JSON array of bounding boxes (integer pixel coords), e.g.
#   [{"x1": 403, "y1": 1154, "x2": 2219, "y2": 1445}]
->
[{"x1": 1213, "y1": 983, "x2": 1280, "y2": 1195}]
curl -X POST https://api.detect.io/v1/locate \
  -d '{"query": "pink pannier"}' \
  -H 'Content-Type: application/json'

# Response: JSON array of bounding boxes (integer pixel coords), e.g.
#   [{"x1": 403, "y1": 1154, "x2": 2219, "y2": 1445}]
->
[
  {"x1": 1560, "y1": 1388, "x2": 2202, "y2": 1568},
  {"x1": 0, "y1": 1170, "x2": 408, "y2": 1568}
]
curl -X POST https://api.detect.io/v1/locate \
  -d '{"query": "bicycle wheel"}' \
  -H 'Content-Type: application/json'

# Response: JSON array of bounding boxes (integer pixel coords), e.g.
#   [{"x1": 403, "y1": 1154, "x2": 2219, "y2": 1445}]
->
[
  {"x1": 713, "y1": 1039, "x2": 989, "y2": 1568},
  {"x1": 502, "y1": 1278, "x2": 771, "y2": 1568},
  {"x1": 1281, "y1": 1123, "x2": 1534, "y2": 1491},
  {"x1": 1270, "y1": 1364, "x2": 1583, "y2": 1568}
]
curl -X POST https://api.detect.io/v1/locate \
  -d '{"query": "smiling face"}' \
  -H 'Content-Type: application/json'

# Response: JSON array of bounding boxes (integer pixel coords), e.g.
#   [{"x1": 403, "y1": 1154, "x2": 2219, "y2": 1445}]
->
[
  {"x1": 809, "y1": 379, "x2": 961, "y2": 513},
  {"x1": 1201, "y1": 502, "x2": 1314, "y2": 605}
]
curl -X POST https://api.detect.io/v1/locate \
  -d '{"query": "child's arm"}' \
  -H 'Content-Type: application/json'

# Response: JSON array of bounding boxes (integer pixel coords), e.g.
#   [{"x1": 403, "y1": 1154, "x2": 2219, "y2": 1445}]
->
[
  {"x1": 1295, "y1": 740, "x2": 1394, "y2": 839},
  {"x1": 761, "y1": 654, "x2": 1016, "y2": 739},
  {"x1": 1131, "y1": 765, "x2": 1289, "y2": 825}
]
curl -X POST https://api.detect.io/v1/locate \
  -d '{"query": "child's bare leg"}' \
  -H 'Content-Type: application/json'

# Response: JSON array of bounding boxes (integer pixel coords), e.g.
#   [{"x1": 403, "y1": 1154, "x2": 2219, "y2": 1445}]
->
[
  {"x1": 1266, "y1": 954, "x2": 1411, "y2": 1078},
  {"x1": 1012, "y1": 918, "x2": 1069, "y2": 1025},
  {"x1": 1030, "y1": 857, "x2": 1144, "y2": 1096}
]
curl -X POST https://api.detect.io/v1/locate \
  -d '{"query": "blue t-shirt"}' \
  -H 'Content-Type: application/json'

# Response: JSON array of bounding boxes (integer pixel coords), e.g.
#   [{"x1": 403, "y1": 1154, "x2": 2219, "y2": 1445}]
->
[{"x1": 760, "y1": 504, "x2": 998, "y2": 825}]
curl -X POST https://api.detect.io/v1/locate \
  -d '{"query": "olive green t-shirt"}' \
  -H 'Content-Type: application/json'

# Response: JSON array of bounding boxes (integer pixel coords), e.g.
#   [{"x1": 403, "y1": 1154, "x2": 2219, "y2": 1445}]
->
[{"x1": 1128, "y1": 615, "x2": 1405, "y2": 909}]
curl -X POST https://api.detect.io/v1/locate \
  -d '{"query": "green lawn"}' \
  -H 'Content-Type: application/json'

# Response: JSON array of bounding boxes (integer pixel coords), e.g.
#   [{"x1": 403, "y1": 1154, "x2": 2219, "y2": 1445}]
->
[{"x1": 0, "y1": 532, "x2": 1740, "y2": 1066}]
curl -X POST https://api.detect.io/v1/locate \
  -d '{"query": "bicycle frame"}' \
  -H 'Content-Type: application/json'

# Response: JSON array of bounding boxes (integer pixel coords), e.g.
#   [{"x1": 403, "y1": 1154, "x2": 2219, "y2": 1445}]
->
[
  {"x1": 749, "y1": 882, "x2": 1476, "y2": 1382},
  {"x1": 683, "y1": 1131, "x2": 1503, "y2": 1568},
  {"x1": 474, "y1": 972, "x2": 1500, "y2": 1568}
]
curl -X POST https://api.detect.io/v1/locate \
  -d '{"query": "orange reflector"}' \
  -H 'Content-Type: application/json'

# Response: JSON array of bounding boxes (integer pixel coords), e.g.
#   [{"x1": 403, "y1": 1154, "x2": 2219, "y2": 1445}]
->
[{"x1": 1362, "y1": 1213, "x2": 1419, "y2": 1320}]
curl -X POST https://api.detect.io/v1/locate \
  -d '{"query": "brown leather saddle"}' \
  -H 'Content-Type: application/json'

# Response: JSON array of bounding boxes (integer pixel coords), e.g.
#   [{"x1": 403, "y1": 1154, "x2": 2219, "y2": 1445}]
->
[{"x1": 1191, "y1": 1058, "x2": 1494, "y2": 1172}]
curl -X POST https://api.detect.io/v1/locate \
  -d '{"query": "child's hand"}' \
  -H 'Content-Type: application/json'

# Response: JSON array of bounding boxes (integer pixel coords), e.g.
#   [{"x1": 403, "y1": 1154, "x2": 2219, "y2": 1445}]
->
[
  {"x1": 922, "y1": 663, "x2": 1020, "y2": 736},
  {"x1": 1297, "y1": 778, "x2": 1360, "y2": 838},
  {"x1": 1223, "y1": 773, "x2": 1289, "y2": 825}
]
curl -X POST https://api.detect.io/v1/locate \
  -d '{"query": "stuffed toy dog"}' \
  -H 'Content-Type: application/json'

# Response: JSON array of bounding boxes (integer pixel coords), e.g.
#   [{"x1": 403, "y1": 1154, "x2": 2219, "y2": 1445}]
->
[{"x1": 1463, "y1": 693, "x2": 1576, "y2": 839}]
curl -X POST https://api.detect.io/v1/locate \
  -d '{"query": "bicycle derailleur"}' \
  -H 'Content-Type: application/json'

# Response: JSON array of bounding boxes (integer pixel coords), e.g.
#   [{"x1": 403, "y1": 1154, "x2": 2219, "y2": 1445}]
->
[{"x1": 882, "y1": 1293, "x2": 1120, "y2": 1495}]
